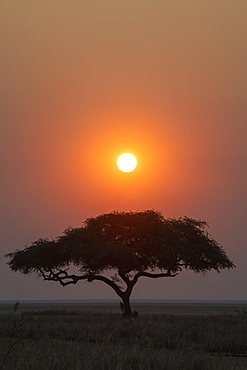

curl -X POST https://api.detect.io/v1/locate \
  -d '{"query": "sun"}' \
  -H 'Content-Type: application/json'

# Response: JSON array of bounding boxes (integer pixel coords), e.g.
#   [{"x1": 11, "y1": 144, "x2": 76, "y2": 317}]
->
[{"x1": 117, "y1": 153, "x2": 137, "y2": 172}]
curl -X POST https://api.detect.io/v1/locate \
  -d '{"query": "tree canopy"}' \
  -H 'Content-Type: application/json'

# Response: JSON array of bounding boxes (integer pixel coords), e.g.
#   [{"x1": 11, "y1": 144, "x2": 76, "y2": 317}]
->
[{"x1": 6, "y1": 210, "x2": 235, "y2": 316}]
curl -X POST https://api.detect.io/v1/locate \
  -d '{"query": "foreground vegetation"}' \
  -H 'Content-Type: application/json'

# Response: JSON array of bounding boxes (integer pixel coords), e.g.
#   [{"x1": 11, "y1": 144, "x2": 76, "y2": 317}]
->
[{"x1": 1, "y1": 304, "x2": 247, "y2": 369}]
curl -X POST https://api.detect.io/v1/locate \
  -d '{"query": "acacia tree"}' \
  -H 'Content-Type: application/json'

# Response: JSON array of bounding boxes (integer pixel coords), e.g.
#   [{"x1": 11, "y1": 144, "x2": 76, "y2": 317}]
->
[{"x1": 6, "y1": 210, "x2": 234, "y2": 317}]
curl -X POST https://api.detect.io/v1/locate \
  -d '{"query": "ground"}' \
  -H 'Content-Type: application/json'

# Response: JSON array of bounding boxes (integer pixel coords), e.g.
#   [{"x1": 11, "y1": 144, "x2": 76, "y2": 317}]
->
[{"x1": 0, "y1": 301, "x2": 247, "y2": 369}]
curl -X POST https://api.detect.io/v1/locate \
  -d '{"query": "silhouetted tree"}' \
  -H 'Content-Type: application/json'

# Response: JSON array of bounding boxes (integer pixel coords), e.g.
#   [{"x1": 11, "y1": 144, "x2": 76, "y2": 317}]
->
[{"x1": 6, "y1": 210, "x2": 234, "y2": 317}]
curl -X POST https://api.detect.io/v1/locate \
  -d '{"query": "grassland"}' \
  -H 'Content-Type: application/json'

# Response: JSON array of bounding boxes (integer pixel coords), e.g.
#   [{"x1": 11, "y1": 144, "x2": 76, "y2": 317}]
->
[{"x1": 0, "y1": 301, "x2": 247, "y2": 369}]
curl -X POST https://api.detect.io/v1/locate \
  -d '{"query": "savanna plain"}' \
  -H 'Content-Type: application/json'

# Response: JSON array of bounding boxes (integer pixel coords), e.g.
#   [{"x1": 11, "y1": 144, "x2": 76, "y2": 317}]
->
[{"x1": 0, "y1": 301, "x2": 247, "y2": 370}]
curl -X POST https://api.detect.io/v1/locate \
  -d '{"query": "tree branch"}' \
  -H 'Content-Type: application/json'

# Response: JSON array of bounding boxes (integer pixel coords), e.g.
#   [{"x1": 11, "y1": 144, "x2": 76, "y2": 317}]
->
[
  {"x1": 132, "y1": 271, "x2": 178, "y2": 286},
  {"x1": 87, "y1": 275, "x2": 124, "y2": 298},
  {"x1": 39, "y1": 268, "x2": 85, "y2": 286},
  {"x1": 38, "y1": 268, "x2": 124, "y2": 298},
  {"x1": 118, "y1": 269, "x2": 131, "y2": 286}
]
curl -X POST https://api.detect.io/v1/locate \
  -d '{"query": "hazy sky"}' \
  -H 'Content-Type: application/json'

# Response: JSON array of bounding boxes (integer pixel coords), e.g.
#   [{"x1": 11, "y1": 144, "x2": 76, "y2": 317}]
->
[{"x1": 1, "y1": 1, "x2": 247, "y2": 301}]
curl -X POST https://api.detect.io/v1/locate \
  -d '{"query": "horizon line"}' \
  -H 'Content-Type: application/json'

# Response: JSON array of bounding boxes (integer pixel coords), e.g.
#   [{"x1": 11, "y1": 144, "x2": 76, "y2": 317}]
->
[{"x1": 1, "y1": 299, "x2": 247, "y2": 304}]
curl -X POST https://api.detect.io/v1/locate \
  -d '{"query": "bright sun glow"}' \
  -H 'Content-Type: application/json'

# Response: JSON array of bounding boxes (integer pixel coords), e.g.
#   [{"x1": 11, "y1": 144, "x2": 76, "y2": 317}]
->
[{"x1": 117, "y1": 153, "x2": 137, "y2": 172}]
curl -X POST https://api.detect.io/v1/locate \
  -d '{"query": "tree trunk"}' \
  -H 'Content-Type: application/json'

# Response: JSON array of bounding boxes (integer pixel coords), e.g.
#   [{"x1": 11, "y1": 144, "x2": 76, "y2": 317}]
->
[{"x1": 122, "y1": 294, "x2": 132, "y2": 317}]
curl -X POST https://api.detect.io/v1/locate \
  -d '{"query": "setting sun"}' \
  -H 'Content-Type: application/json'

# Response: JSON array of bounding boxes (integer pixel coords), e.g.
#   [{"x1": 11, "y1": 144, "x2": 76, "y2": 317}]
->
[{"x1": 117, "y1": 153, "x2": 137, "y2": 172}]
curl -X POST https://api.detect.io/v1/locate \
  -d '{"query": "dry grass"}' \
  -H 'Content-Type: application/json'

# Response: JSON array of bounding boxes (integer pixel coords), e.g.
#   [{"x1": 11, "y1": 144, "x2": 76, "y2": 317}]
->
[{"x1": 0, "y1": 302, "x2": 247, "y2": 369}]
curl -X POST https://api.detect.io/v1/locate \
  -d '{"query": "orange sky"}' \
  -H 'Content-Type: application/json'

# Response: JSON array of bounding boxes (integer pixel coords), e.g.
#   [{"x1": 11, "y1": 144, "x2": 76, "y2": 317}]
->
[{"x1": 1, "y1": 1, "x2": 247, "y2": 301}]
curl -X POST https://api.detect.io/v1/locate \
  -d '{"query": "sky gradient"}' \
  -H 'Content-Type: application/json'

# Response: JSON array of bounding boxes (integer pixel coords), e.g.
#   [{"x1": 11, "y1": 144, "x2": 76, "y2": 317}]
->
[{"x1": 1, "y1": 1, "x2": 247, "y2": 301}]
